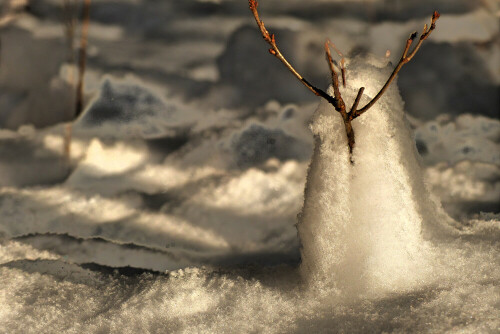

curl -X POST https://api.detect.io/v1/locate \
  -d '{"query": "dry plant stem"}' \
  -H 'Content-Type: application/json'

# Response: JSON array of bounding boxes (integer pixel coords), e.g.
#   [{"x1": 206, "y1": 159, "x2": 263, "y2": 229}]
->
[
  {"x1": 353, "y1": 11, "x2": 440, "y2": 118},
  {"x1": 350, "y1": 87, "x2": 365, "y2": 115},
  {"x1": 75, "y1": 0, "x2": 91, "y2": 118},
  {"x1": 61, "y1": 0, "x2": 77, "y2": 162},
  {"x1": 324, "y1": 41, "x2": 344, "y2": 108},
  {"x1": 249, "y1": 0, "x2": 340, "y2": 109},
  {"x1": 326, "y1": 39, "x2": 346, "y2": 87},
  {"x1": 341, "y1": 64, "x2": 346, "y2": 88},
  {"x1": 62, "y1": 0, "x2": 76, "y2": 66},
  {"x1": 325, "y1": 41, "x2": 355, "y2": 152},
  {"x1": 249, "y1": 0, "x2": 438, "y2": 155}
]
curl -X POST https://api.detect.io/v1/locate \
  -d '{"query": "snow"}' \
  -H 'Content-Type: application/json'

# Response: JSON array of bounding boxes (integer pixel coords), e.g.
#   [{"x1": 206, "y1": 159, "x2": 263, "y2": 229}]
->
[
  {"x1": 0, "y1": 0, "x2": 499, "y2": 333},
  {"x1": 297, "y1": 57, "x2": 454, "y2": 296}
]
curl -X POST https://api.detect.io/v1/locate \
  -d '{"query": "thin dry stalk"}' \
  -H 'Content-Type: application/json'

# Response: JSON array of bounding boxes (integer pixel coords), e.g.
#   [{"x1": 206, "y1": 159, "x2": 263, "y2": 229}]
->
[
  {"x1": 326, "y1": 39, "x2": 346, "y2": 87},
  {"x1": 249, "y1": 0, "x2": 340, "y2": 109},
  {"x1": 62, "y1": 0, "x2": 77, "y2": 67},
  {"x1": 64, "y1": 0, "x2": 90, "y2": 164},
  {"x1": 324, "y1": 40, "x2": 343, "y2": 107},
  {"x1": 352, "y1": 11, "x2": 440, "y2": 118},
  {"x1": 249, "y1": 0, "x2": 439, "y2": 155},
  {"x1": 75, "y1": 0, "x2": 91, "y2": 118},
  {"x1": 61, "y1": 0, "x2": 77, "y2": 163}
]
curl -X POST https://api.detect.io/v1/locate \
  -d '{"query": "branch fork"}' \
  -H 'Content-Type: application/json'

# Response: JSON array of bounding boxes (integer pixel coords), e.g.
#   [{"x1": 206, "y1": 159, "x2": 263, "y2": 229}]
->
[{"x1": 249, "y1": 0, "x2": 439, "y2": 156}]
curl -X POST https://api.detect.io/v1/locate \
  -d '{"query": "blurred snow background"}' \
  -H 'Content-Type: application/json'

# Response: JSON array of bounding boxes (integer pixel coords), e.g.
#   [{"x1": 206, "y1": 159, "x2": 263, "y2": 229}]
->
[{"x1": 0, "y1": 0, "x2": 498, "y2": 333}]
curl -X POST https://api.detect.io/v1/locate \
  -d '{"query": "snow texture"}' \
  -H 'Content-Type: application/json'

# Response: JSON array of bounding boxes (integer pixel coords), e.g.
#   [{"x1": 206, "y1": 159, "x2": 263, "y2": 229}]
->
[
  {"x1": 76, "y1": 77, "x2": 187, "y2": 139},
  {"x1": 0, "y1": 0, "x2": 499, "y2": 333}
]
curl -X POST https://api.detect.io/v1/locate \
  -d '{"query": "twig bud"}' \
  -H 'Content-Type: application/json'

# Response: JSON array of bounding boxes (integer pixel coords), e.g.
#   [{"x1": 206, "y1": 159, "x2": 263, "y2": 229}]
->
[{"x1": 249, "y1": 0, "x2": 258, "y2": 10}]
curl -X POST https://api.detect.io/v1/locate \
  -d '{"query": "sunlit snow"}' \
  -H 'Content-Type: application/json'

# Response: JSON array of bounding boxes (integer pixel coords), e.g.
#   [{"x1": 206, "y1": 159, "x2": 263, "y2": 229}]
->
[{"x1": 0, "y1": 0, "x2": 499, "y2": 333}]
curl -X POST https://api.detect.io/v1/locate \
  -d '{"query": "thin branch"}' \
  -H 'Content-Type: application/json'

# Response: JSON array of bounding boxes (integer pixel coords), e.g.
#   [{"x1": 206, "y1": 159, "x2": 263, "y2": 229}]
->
[
  {"x1": 249, "y1": 0, "x2": 339, "y2": 108},
  {"x1": 326, "y1": 39, "x2": 346, "y2": 87},
  {"x1": 349, "y1": 87, "x2": 365, "y2": 117},
  {"x1": 340, "y1": 59, "x2": 346, "y2": 88},
  {"x1": 62, "y1": 0, "x2": 77, "y2": 63},
  {"x1": 324, "y1": 40, "x2": 344, "y2": 109},
  {"x1": 405, "y1": 11, "x2": 440, "y2": 61},
  {"x1": 352, "y1": 11, "x2": 440, "y2": 119},
  {"x1": 249, "y1": 1, "x2": 438, "y2": 156},
  {"x1": 75, "y1": 0, "x2": 91, "y2": 118}
]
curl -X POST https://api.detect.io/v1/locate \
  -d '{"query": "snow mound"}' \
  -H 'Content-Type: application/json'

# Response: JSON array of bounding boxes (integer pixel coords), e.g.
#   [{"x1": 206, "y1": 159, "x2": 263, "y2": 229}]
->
[{"x1": 297, "y1": 56, "x2": 456, "y2": 296}]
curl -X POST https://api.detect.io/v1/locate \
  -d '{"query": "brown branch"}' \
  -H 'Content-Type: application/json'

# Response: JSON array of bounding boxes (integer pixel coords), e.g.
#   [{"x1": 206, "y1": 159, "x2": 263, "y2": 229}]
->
[
  {"x1": 326, "y1": 39, "x2": 346, "y2": 87},
  {"x1": 61, "y1": 0, "x2": 78, "y2": 163},
  {"x1": 75, "y1": 0, "x2": 91, "y2": 118},
  {"x1": 249, "y1": 1, "x2": 438, "y2": 156},
  {"x1": 405, "y1": 11, "x2": 440, "y2": 61},
  {"x1": 324, "y1": 40, "x2": 344, "y2": 111},
  {"x1": 340, "y1": 60, "x2": 346, "y2": 88},
  {"x1": 352, "y1": 11, "x2": 440, "y2": 119},
  {"x1": 62, "y1": 0, "x2": 77, "y2": 64},
  {"x1": 249, "y1": 0, "x2": 339, "y2": 108},
  {"x1": 349, "y1": 87, "x2": 365, "y2": 117}
]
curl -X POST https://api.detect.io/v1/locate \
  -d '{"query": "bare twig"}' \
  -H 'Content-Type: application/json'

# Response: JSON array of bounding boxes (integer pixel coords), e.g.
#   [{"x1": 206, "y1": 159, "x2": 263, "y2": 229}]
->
[
  {"x1": 352, "y1": 11, "x2": 440, "y2": 119},
  {"x1": 326, "y1": 39, "x2": 346, "y2": 87},
  {"x1": 61, "y1": 0, "x2": 78, "y2": 103},
  {"x1": 324, "y1": 40, "x2": 344, "y2": 111},
  {"x1": 340, "y1": 59, "x2": 346, "y2": 88},
  {"x1": 350, "y1": 87, "x2": 365, "y2": 115},
  {"x1": 75, "y1": 0, "x2": 91, "y2": 118},
  {"x1": 249, "y1": 0, "x2": 340, "y2": 108},
  {"x1": 249, "y1": 0, "x2": 439, "y2": 156},
  {"x1": 62, "y1": 0, "x2": 77, "y2": 65},
  {"x1": 61, "y1": 0, "x2": 78, "y2": 164}
]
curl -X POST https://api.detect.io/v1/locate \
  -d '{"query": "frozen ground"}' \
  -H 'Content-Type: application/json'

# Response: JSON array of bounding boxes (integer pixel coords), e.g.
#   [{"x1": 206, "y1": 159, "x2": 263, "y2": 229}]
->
[{"x1": 0, "y1": 0, "x2": 499, "y2": 333}]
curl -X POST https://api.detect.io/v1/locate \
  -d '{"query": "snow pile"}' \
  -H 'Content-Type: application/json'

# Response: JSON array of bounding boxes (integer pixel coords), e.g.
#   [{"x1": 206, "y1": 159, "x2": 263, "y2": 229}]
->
[{"x1": 297, "y1": 56, "x2": 455, "y2": 295}]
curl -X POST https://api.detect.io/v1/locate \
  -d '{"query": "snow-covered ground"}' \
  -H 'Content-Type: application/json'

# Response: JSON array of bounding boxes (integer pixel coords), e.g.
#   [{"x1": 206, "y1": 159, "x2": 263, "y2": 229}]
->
[{"x1": 0, "y1": 0, "x2": 499, "y2": 333}]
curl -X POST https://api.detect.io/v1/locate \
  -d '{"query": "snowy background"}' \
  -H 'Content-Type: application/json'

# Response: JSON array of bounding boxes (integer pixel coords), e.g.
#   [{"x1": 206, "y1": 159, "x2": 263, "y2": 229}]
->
[{"x1": 0, "y1": 0, "x2": 499, "y2": 333}]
